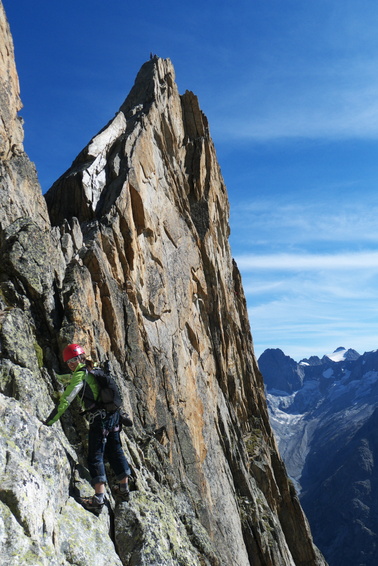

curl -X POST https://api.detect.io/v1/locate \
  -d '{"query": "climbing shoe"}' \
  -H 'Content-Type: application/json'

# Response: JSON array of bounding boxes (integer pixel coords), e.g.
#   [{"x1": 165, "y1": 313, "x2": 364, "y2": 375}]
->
[
  {"x1": 80, "y1": 494, "x2": 105, "y2": 514},
  {"x1": 113, "y1": 483, "x2": 130, "y2": 501}
]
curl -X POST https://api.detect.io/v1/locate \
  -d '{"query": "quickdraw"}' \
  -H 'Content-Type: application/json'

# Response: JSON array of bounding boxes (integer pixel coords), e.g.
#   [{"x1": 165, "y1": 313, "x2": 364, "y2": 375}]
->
[{"x1": 87, "y1": 409, "x2": 107, "y2": 424}]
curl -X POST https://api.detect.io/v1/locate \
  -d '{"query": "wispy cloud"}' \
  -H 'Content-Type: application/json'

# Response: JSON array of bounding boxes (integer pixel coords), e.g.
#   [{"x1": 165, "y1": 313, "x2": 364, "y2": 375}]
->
[
  {"x1": 218, "y1": 2, "x2": 378, "y2": 357},
  {"x1": 248, "y1": 289, "x2": 378, "y2": 360},
  {"x1": 242, "y1": 270, "x2": 378, "y2": 300},
  {"x1": 236, "y1": 251, "x2": 378, "y2": 271},
  {"x1": 217, "y1": 89, "x2": 378, "y2": 142},
  {"x1": 232, "y1": 197, "x2": 378, "y2": 360},
  {"x1": 230, "y1": 199, "x2": 378, "y2": 253},
  {"x1": 209, "y1": 5, "x2": 378, "y2": 142}
]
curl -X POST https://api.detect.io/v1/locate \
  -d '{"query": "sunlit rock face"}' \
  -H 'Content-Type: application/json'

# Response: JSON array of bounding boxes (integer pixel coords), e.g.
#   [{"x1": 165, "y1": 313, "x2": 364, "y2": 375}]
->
[
  {"x1": 0, "y1": 5, "x2": 50, "y2": 232},
  {"x1": 0, "y1": 3, "x2": 327, "y2": 564}
]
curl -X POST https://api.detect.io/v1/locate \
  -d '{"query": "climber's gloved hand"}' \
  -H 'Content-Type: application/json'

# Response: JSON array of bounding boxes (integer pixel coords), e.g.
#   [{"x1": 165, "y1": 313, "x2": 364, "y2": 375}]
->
[{"x1": 119, "y1": 411, "x2": 133, "y2": 427}]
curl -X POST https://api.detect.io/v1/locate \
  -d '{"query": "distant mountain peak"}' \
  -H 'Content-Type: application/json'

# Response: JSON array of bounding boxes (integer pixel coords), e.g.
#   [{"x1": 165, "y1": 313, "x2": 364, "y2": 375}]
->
[
  {"x1": 326, "y1": 347, "x2": 360, "y2": 363},
  {"x1": 258, "y1": 348, "x2": 304, "y2": 393}
]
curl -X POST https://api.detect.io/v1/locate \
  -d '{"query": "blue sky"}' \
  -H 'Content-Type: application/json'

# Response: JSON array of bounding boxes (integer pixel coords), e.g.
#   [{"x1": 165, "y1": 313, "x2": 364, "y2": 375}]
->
[{"x1": 3, "y1": 0, "x2": 378, "y2": 361}]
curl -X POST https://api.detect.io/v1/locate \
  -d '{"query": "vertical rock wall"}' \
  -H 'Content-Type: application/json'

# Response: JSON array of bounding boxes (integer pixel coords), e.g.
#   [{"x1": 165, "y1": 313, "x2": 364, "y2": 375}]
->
[
  {"x1": 0, "y1": 3, "x2": 327, "y2": 565},
  {"x1": 0, "y1": 5, "x2": 50, "y2": 231}
]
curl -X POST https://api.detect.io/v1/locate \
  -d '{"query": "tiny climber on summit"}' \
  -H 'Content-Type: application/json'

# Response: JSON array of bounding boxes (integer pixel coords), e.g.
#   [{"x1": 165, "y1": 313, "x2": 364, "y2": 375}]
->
[{"x1": 44, "y1": 344, "x2": 132, "y2": 513}]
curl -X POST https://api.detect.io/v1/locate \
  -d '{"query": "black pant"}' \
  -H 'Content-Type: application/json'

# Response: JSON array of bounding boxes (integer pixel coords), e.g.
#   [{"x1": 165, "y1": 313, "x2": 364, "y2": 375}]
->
[{"x1": 87, "y1": 410, "x2": 131, "y2": 486}]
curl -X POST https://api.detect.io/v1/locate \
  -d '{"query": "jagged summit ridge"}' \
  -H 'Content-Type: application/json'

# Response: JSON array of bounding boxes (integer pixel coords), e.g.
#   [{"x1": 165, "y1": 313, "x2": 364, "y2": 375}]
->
[{"x1": 45, "y1": 57, "x2": 213, "y2": 229}]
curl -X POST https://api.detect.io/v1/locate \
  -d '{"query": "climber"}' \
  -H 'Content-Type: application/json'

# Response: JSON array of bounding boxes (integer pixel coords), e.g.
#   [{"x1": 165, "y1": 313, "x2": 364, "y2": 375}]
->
[{"x1": 44, "y1": 344, "x2": 131, "y2": 513}]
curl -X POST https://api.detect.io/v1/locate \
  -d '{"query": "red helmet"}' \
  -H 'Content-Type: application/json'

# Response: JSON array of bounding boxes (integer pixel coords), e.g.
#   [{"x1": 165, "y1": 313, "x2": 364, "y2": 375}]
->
[{"x1": 62, "y1": 344, "x2": 85, "y2": 362}]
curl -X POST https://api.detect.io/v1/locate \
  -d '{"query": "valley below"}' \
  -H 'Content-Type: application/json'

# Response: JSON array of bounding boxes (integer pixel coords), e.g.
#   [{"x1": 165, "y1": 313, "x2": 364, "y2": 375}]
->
[{"x1": 260, "y1": 346, "x2": 378, "y2": 566}]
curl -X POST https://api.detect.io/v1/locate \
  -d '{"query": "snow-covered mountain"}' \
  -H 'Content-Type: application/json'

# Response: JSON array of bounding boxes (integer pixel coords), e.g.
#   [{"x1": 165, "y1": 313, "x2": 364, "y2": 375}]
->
[
  {"x1": 324, "y1": 346, "x2": 361, "y2": 363},
  {"x1": 259, "y1": 346, "x2": 378, "y2": 566}
]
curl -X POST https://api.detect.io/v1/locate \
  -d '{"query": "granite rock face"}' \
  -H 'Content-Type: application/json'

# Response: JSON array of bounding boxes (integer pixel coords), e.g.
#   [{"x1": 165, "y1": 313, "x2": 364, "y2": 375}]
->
[
  {"x1": 0, "y1": 3, "x2": 326, "y2": 565},
  {"x1": 0, "y1": 6, "x2": 50, "y2": 232}
]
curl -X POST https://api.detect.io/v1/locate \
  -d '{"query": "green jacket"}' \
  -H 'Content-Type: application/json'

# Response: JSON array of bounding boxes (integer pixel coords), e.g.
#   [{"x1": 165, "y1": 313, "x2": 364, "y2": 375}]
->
[{"x1": 46, "y1": 363, "x2": 100, "y2": 425}]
